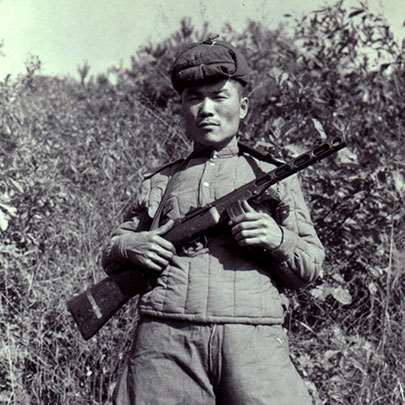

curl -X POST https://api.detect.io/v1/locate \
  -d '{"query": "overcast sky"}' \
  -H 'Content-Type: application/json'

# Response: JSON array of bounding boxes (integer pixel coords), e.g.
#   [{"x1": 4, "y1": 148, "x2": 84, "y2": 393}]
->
[{"x1": 0, "y1": 0, "x2": 403, "y2": 79}]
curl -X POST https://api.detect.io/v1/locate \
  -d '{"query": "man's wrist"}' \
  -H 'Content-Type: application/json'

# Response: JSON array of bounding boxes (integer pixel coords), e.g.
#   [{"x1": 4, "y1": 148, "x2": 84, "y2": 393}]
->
[{"x1": 266, "y1": 225, "x2": 284, "y2": 252}]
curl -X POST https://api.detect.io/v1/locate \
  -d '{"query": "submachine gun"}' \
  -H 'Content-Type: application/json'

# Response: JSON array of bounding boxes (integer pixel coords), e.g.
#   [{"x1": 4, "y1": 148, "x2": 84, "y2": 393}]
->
[{"x1": 67, "y1": 137, "x2": 346, "y2": 340}]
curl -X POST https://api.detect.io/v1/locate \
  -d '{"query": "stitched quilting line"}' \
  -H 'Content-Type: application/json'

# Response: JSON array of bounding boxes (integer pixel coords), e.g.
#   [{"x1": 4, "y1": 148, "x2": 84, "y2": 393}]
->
[{"x1": 232, "y1": 157, "x2": 242, "y2": 318}]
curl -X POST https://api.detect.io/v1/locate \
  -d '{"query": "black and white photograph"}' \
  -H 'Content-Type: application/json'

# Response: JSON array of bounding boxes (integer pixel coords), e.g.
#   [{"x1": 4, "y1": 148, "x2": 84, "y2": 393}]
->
[{"x1": 0, "y1": 0, "x2": 404, "y2": 404}]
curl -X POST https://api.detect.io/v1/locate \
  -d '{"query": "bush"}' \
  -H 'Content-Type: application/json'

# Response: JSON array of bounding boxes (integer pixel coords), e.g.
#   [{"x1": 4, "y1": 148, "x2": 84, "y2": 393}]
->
[{"x1": 1, "y1": 1, "x2": 404, "y2": 403}]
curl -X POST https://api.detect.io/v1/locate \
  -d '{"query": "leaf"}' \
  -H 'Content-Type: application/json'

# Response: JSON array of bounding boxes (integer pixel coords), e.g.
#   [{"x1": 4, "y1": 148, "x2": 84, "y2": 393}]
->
[
  {"x1": 311, "y1": 118, "x2": 327, "y2": 139},
  {"x1": 322, "y1": 350, "x2": 340, "y2": 371},
  {"x1": 324, "y1": 350, "x2": 340, "y2": 360},
  {"x1": 369, "y1": 266, "x2": 383, "y2": 278},
  {"x1": 0, "y1": 203, "x2": 17, "y2": 217},
  {"x1": 393, "y1": 171, "x2": 404, "y2": 195},
  {"x1": 331, "y1": 286, "x2": 352, "y2": 305},
  {"x1": 309, "y1": 286, "x2": 329, "y2": 301},
  {"x1": 0, "y1": 192, "x2": 11, "y2": 203},
  {"x1": 0, "y1": 244, "x2": 20, "y2": 257},
  {"x1": 0, "y1": 211, "x2": 10, "y2": 232},
  {"x1": 368, "y1": 282, "x2": 378, "y2": 295},
  {"x1": 336, "y1": 148, "x2": 358, "y2": 164},
  {"x1": 285, "y1": 143, "x2": 307, "y2": 156},
  {"x1": 271, "y1": 117, "x2": 286, "y2": 138}
]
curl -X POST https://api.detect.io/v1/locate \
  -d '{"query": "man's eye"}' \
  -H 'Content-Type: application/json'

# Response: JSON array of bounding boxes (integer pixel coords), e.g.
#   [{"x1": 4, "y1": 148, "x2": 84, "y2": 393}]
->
[{"x1": 214, "y1": 95, "x2": 227, "y2": 100}]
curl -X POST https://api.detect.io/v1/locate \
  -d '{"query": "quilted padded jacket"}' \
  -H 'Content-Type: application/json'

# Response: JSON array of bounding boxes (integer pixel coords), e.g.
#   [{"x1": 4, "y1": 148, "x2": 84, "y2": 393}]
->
[{"x1": 102, "y1": 138, "x2": 325, "y2": 324}]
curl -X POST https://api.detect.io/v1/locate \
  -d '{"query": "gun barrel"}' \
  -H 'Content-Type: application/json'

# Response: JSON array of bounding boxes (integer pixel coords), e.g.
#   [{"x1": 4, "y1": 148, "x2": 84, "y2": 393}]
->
[{"x1": 258, "y1": 137, "x2": 346, "y2": 188}]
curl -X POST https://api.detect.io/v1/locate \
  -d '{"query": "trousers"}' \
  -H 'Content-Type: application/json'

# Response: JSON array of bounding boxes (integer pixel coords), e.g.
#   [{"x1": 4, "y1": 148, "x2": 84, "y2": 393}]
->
[{"x1": 113, "y1": 318, "x2": 313, "y2": 405}]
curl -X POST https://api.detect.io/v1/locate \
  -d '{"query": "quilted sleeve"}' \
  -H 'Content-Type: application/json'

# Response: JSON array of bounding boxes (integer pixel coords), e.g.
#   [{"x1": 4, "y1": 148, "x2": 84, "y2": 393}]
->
[
  {"x1": 101, "y1": 171, "x2": 168, "y2": 275},
  {"x1": 265, "y1": 175, "x2": 325, "y2": 289}
]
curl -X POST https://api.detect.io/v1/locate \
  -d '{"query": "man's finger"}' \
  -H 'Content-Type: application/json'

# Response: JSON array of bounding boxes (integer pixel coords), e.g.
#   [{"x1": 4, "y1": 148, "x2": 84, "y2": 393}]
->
[
  {"x1": 233, "y1": 229, "x2": 261, "y2": 241},
  {"x1": 237, "y1": 237, "x2": 263, "y2": 247},
  {"x1": 154, "y1": 235, "x2": 176, "y2": 253},
  {"x1": 242, "y1": 200, "x2": 256, "y2": 213},
  {"x1": 231, "y1": 220, "x2": 262, "y2": 234},
  {"x1": 229, "y1": 211, "x2": 261, "y2": 226},
  {"x1": 147, "y1": 252, "x2": 169, "y2": 268},
  {"x1": 143, "y1": 258, "x2": 163, "y2": 273},
  {"x1": 151, "y1": 242, "x2": 175, "y2": 260},
  {"x1": 155, "y1": 219, "x2": 175, "y2": 235}
]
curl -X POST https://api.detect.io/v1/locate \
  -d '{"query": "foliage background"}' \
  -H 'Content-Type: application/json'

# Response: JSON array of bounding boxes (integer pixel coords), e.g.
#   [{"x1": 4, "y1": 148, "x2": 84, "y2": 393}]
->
[{"x1": 1, "y1": 1, "x2": 404, "y2": 404}]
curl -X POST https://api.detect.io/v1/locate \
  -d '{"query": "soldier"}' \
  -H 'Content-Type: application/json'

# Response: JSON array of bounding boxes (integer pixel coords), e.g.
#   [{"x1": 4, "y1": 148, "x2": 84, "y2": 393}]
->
[{"x1": 102, "y1": 39, "x2": 325, "y2": 404}]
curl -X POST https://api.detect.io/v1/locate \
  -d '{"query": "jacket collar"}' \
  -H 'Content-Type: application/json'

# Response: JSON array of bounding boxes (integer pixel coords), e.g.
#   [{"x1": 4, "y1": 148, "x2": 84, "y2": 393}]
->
[{"x1": 189, "y1": 137, "x2": 239, "y2": 160}]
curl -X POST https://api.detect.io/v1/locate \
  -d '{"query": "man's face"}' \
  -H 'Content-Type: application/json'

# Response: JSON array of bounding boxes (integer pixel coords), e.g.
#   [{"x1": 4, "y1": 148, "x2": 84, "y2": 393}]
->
[{"x1": 181, "y1": 79, "x2": 248, "y2": 149}]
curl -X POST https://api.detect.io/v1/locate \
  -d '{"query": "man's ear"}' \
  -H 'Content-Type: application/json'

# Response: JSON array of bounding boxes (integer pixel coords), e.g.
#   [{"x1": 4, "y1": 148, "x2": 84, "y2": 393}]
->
[{"x1": 239, "y1": 97, "x2": 249, "y2": 120}]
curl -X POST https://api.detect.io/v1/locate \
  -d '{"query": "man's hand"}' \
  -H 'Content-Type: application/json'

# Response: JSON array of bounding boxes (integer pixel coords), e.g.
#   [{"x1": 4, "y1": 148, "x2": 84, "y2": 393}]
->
[
  {"x1": 229, "y1": 201, "x2": 283, "y2": 250},
  {"x1": 119, "y1": 220, "x2": 176, "y2": 273}
]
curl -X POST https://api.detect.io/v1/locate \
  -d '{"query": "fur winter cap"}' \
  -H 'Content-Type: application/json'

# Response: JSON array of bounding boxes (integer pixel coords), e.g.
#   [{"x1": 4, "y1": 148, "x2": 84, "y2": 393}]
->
[{"x1": 171, "y1": 39, "x2": 250, "y2": 94}]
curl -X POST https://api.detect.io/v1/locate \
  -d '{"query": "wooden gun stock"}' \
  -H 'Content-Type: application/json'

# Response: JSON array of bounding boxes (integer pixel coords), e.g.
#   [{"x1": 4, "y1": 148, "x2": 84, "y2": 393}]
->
[{"x1": 67, "y1": 270, "x2": 152, "y2": 340}]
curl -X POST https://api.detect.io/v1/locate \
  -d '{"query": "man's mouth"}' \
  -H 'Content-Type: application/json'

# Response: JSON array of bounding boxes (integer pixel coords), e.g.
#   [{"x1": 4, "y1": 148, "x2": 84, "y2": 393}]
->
[{"x1": 198, "y1": 121, "x2": 219, "y2": 128}]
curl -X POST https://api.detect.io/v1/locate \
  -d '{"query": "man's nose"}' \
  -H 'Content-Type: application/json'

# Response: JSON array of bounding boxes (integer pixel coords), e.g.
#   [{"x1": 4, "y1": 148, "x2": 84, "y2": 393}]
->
[{"x1": 199, "y1": 97, "x2": 214, "y2": 116}]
